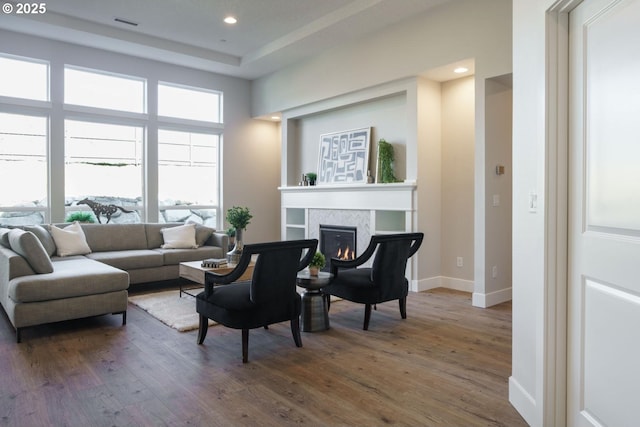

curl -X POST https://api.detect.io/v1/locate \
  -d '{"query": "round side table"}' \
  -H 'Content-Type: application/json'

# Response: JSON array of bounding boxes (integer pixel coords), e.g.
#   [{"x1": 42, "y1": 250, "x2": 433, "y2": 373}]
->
[{"x1": 297, "y1": 271, "x2": 333, "y2": 332}]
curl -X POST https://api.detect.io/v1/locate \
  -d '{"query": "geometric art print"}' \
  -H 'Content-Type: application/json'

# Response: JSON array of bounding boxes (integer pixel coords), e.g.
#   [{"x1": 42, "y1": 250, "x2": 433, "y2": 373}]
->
[{"x1": 317, "y1": 127, "x2": 370, "y2": 185}]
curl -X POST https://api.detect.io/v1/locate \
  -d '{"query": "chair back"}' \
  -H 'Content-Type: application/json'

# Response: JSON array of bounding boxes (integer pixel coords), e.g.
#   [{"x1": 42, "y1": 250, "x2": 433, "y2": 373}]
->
[
  {"x1": 370, "y1": 233, "x2": 423, "y2": 300},
  {"x1": 244, "y1": 239, "x2": 318, "y2": 304}
]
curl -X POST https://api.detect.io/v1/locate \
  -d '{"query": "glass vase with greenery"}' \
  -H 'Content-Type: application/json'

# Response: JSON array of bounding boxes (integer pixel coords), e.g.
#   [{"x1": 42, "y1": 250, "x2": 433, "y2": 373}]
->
[{"x1": 225, "y1": 206, "x2": 252, "y2": 263}]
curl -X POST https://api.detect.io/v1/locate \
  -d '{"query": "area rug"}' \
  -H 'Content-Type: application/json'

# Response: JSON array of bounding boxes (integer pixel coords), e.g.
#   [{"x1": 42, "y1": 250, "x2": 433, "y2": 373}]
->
[{"x1": 128, "y1": 289, "x2": 215, "y2": 332}]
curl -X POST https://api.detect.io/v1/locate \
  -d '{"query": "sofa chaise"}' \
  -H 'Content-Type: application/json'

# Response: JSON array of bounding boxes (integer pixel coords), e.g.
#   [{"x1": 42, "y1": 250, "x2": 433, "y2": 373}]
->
[{"x1": 0, "y1": 222, "x2": 228, "y2": 342}]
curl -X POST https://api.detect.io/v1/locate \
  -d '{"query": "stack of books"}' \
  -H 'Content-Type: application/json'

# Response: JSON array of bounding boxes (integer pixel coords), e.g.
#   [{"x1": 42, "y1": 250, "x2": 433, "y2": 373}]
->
[{"x1": 201, "y1": 258, "x2": 228, "y2": 268}]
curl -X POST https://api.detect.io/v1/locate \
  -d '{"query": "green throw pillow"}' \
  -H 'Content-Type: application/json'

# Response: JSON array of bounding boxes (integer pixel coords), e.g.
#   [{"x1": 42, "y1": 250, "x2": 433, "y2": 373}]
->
[{"x1": 8, "y1": 229, "x2": 54, "y2": 274}]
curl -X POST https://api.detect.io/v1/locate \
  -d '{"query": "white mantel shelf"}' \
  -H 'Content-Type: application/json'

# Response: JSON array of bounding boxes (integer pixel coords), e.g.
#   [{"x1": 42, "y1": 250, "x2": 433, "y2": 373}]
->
[{"x1": 279, "y1": 182, "x2": 416, "y2": 211}]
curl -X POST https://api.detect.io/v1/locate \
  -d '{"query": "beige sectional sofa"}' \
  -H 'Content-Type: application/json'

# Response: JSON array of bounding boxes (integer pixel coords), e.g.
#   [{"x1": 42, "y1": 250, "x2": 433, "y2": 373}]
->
[{"x1": 0, "y1": 222, "x2": 228, "y2": 342}]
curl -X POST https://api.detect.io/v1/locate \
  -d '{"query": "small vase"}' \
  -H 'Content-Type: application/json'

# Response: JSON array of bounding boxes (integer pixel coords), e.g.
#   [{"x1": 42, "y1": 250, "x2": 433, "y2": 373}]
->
[
  {"x1": 227, "y1": 228, "x2": 244, "y2": 264},
  {"x1": 309, "y1": 266, "x2": 319, "y2": 276}
]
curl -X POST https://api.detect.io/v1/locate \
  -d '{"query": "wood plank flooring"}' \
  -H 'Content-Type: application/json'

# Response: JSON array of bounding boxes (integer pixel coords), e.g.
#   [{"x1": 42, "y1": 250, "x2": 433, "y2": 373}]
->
[{"x1": 0, "y1": 288, "x2": 527, "y2": 426}]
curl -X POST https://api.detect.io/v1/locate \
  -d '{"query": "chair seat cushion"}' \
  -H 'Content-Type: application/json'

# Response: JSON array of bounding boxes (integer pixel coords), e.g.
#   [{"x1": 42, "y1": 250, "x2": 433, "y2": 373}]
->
[
  {"x1": 323, "y1": 267, "x2": 408, "y2": 304},
  {"x1": 196, "y1": 282, "x2": 301, "y2": 330},
  {"x1": 202, "y1": 281, "x2": 254, "y2": 311}
]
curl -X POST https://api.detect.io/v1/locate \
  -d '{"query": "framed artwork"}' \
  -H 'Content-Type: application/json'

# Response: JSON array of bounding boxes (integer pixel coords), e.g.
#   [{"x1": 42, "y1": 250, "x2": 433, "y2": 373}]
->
[{"x1": 317, "y1": 127, "x2": 370, "y2": 185}]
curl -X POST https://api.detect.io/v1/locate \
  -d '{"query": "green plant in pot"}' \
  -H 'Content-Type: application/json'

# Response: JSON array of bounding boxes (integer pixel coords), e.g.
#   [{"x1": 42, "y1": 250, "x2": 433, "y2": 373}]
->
[
  {"x1": 378, "y1": 138, "x2": 398, "y2": 183},
  {"x1": 225, "y1": 206, "x2": 252, "y2": 263},
  {"x1": 306, "y1": 172, "x2": 317, "y2": 186},
  {"x1": 309, "y1": 251, "x2": 326, "y2": 276}
]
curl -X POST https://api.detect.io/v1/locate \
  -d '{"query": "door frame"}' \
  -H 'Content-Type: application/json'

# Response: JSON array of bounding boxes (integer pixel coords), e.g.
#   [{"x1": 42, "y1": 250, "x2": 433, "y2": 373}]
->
[{"x1": 544, "y1": 1, "x2": 582, "y2": 426}]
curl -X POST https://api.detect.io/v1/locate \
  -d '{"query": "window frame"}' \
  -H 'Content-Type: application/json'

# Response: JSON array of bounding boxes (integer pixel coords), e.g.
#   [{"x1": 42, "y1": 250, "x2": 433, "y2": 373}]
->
[{"x1": 0, "y1": 52, "x2": 224, "y2": 228}]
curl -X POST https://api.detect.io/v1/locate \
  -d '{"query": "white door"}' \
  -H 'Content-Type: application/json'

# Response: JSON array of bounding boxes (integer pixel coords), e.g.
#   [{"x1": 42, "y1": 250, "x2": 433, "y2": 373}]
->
[{"x1": 568, "y1": 0, "x2": 640, "y2": 426}]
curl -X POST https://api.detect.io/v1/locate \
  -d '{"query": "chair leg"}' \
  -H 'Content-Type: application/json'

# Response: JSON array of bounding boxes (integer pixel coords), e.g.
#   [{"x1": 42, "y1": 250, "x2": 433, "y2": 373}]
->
[
  {"x1": 242, "y1": 329, "x2": 249, "y2": 363},
  {"x1": 399, "y1": 297, "x2": 407, "y2": 319},
  {"x1": 291, "y1": 316, "x2": 303, "y2": 348},
  {"x1": 16, "y1": 327, "x2": 21, "y2": 343},
  {"x1": 122, "y1": 311, "x2": 127, "y2": 325},
  {"x1": 363, "y1": 303, "x2": 372, "y2": 330},
  {"x1": 197, "y1": 315, "x2": 209, "y2": 344}
]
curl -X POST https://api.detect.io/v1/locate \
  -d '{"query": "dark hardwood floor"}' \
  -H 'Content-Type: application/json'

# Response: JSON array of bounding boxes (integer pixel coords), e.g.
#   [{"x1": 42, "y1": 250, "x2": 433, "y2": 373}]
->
[{"x1": 0, "y1": 288, "x2": 527, "y2": 426}]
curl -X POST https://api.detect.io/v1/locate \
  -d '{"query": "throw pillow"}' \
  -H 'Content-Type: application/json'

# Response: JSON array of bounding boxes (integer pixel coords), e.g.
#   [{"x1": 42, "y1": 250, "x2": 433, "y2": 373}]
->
[
  {"x1": 49, "y1": 221, "x2": 92, "y2": 257},
  {"x1": 0, "y1": 227, "x2": 10, "y2": 248},
  {"x1": 24, "y1": 225, "x2": 57, "y2": 257},
  {"x1": 8, "y1": 229, "x2": 54, "y2": 274},
  {"x1": 161, "y1": 223, "x2": 197, "y2": 249},
  {"x1": 195, "y1": 225, "x2": 215, "y2": 247}
]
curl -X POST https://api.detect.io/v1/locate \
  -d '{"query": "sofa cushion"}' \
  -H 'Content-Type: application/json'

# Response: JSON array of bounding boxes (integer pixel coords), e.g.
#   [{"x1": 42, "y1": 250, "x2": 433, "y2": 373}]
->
[
  {"x1": 80, "y1": 223, "x2": 148, "y2": 252},
  {"x1": 24, "y1": 225, "x2": 57, "y2": 257},
  {"x1": 194, "y1": 225, "x2": 215, "y2": 247},
  {"x1": 85, "y1": 249, "x2": 164, "y2": 270},
  {"x1": 9, "y1": 258, "x2": 129, "y2": 303},
  {"x1": 145, "y1": 223, "x2": 214, "y2": 248},
  {"x1": 0, "y1": 227, "x2": 10, "y2": 248},
  {"x1": 8, "y1": 229, "x2": 54, "y2": 274},
  {"x1": 154, "y1": 246, "x2": 224, "y2": 265},
  {"x1": 160, "y1": 223, "x2": 197, "y2": 248},
  {"x1": 50, "y1": 222, "x2": 92, "y2": 257}
]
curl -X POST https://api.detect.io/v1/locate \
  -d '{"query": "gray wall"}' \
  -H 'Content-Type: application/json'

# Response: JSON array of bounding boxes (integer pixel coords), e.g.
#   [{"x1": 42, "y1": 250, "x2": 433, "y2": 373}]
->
[{"x1": 292, "y1": 94, "x2": 407, "y2": 186}]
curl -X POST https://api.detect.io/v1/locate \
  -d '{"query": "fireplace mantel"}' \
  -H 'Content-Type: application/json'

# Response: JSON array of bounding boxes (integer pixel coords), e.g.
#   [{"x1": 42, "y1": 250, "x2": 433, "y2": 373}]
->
[
  {"x1": 279, "y1": 182, "x2": 416, "y2": 211},
  {"x1": 280, "y1": 182, "x2": 416, "y2": 242}
]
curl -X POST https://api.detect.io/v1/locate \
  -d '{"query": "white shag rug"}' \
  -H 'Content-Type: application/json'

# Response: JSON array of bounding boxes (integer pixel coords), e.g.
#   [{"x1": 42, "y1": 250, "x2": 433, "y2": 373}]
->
[{"x1": 128, "y1": 289, "x2": 216, "y2": 332}]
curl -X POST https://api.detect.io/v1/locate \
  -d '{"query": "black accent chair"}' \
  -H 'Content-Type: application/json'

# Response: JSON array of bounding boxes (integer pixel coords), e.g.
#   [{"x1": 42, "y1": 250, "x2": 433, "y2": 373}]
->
[
  {"x1": 196, "y1": 239, "x2": 317, "y2": 363},
  {"x1": 323, "y1": 232, "x2": 423, "y2": 330}
]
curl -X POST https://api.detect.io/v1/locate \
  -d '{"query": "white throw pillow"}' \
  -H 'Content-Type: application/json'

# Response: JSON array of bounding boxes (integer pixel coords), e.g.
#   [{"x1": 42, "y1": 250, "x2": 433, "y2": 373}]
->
[
  {"x1": 161, "y1": 223, "x2": 197, "y2": 249},
  {"x1": 49, "y1": 221, "x2": 92, "y2": 257}
]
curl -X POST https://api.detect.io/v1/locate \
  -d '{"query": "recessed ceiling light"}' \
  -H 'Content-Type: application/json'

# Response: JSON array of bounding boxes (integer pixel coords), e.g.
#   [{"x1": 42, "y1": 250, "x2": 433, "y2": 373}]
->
[
  {"x1": 271, "y1": 116, "x2": 281, "y2": 121},
  {"x1": 454, "y1": 67, "x2": 469, "y2": 74},
  {"x1": 224, "y1": 16, "x2": 237, "y2": 24}
]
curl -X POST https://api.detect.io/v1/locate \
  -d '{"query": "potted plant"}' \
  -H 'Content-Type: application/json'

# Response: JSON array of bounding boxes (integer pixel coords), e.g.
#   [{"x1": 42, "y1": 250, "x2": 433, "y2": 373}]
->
[
  {"x1": 306, "y1": 172, "x2": 317, "y2": 186},
  {"x1": 377, "y1": 138, "x2": 398, "y2": 183},
  {"x1": 226, "y1": 206, "x2": 253, "y2": 263},
  {"x1": 309, "y1": 251, "x2": 326, "y2": 276}
]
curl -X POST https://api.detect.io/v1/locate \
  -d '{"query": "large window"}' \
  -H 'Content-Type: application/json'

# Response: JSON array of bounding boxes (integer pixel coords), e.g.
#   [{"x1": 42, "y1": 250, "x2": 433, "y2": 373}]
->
[
  {"x1": 158, "y1": 82, "x2": 221, "y2": 123},
  {"x1": 0, "y1": 51, "x2": 223, "y2": 226},
  {"x1": 64, "y1": 120, "x2": 143, "y2": 222},
  {"x1": 65, "y1": 67, "x2": 145, "y2": 113},
  {"x1": 158, "y1": 129, "x2": 219, "y2": 224},
  {"x1": 0, "y1": 52, "x2": 50, "y2": 226},
  {"x1": 0, "y1": 55, "x2": 48, "y2": 101},
  {"x1": 0, "y1": 113, "x2": 48, "y2": 225}
]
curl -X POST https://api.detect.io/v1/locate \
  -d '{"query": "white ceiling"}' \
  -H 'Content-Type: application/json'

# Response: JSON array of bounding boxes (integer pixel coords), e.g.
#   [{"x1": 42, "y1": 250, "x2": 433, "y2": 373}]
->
[{"x1": 0, "y1": 0, "x2": 462, "y2": 80}]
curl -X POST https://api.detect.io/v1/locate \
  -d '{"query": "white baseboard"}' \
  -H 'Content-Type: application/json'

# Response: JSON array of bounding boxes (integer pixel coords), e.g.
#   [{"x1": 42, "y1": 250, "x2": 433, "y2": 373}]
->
[
  {"x1": 472, "y1": 286, "x2": 512, "y2": 308},
  {"x1": 440, "y1": 276, "x2": 474, "y2": 293},
  {"x1": 412, "y1": 276, "x2": 441, "y2": 292},
  {"x1": 508, "y1": 376, "x2": 537, "y2": 426},
  {"x1": 412, "y1": 276, "x2": 474, "y2": 293}
]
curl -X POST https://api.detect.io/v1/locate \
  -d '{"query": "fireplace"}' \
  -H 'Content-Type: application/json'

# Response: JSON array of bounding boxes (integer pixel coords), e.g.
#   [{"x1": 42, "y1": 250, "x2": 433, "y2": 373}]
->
[{"x1": 319, "y1": 224, "x2": 357, "y2": 272}]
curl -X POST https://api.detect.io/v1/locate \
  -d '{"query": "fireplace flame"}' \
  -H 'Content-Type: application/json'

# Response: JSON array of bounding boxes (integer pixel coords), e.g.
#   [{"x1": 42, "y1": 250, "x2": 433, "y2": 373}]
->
[{"x1": 336, "y1": 246, "x2": 355, "y2": 260}]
